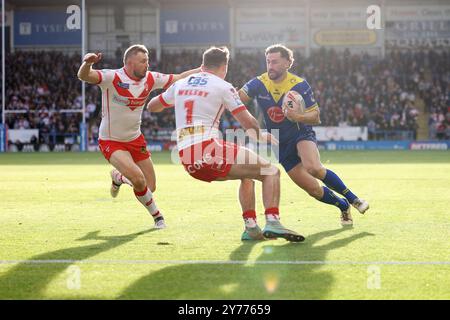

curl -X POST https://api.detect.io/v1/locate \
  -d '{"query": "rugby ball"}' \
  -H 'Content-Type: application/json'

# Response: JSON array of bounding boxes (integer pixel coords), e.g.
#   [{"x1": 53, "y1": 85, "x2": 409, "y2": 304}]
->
[{"x1": 282, "y1": 91, "x2": 306, "y2": 118}]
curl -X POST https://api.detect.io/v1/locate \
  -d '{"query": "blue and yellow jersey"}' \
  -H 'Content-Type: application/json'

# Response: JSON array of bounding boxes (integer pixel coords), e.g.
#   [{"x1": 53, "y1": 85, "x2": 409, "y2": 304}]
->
[{"x1": 242, "y1": 72, "x2": 318, "y2": 143}]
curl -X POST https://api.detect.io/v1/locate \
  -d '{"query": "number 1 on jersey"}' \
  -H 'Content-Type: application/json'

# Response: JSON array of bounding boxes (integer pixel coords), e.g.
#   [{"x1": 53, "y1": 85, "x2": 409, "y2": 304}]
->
[{"x1": 184, "y1": 100, "x2": 194, "y2": 125}]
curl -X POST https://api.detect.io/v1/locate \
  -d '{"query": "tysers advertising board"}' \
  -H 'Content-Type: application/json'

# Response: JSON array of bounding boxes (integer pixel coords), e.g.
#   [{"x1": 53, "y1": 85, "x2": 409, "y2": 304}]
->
[
  {"x1": 160, "y1": 7, "x2": 229, "y2": 45},
  {"x1": 14, "y1": 10, "x2": 81, "y2": 46}
]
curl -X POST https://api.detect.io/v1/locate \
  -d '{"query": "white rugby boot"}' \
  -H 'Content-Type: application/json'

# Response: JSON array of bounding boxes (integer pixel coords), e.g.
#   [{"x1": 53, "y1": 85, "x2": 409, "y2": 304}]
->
[{"x1": 352, "y1": 198, "x2": 369, "y2": 214}]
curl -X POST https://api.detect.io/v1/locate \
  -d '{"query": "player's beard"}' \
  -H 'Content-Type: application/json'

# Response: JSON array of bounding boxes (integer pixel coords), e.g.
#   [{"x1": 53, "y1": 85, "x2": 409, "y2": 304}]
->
[
  {"x1": 268, "y1": 69, "x2": 284, "y2": 81},
  {"x1": 134, "y1": 70, "x2": 147, "y2": 80}
]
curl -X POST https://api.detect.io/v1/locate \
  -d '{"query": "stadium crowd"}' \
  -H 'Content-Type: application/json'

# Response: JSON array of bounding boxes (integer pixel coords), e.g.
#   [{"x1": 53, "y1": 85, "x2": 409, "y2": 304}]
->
[
  {"x1": 1, "y1": 48, "x2": 449, "y2": 148},
  {"x1": 2, "y1": 51, "x2": 96, "y2": 148}
]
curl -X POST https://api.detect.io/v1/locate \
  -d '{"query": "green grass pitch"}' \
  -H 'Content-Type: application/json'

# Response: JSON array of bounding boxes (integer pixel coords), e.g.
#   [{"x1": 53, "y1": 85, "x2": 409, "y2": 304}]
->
[{"x1": 0, "y1": 150, "x2": 449, "y2": 299}]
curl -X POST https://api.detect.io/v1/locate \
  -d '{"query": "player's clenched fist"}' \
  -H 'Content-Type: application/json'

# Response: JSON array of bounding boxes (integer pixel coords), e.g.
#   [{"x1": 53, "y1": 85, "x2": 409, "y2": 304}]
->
[{"x1": 83, "y1": 52, "x2": 102, "y2": 65}]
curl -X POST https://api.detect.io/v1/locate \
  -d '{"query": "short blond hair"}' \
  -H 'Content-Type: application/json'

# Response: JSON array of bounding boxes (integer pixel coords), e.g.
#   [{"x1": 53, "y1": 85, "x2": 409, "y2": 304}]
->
[
  {"x1": 202, "y1": 46, "x2": 230, "y2": 69},
  {"x1": 123, "y1": 44, "x2": 148, "y2": 64}
]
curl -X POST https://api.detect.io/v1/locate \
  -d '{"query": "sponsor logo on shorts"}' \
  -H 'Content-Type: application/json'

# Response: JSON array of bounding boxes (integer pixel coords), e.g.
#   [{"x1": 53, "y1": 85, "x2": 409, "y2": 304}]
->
[{"x1": 185, "y1": 152, "x2": 212, "y2": 173}]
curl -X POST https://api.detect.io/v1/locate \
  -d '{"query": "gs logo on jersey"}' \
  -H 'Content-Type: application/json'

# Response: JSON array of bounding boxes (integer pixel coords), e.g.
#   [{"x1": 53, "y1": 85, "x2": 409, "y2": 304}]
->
[
  {"x1": 267, "y1": 106, "x2": 285, "y2": 123},
  {"x1": 188, "y1": 76, "x2": 208, "y2": 86},
  {"x1": 140, "y1": 146, "x2": 148, "y2": 154}
]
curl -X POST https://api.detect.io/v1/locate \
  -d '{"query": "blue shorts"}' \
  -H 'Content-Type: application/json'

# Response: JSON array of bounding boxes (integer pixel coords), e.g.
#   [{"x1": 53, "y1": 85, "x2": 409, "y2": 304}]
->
[{"x1": 277, "y1": 130, "x2": 317, "y2": 172}]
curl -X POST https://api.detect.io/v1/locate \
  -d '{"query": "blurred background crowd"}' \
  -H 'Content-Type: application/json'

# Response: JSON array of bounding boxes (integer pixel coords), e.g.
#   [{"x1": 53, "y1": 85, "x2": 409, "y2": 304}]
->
[{"x1": 2, "y1": 48, "x2": 449, "y2": 146}]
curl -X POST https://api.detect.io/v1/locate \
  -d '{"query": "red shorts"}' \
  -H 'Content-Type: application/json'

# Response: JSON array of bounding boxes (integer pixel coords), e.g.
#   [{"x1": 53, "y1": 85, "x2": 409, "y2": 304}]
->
[
  {"x1": 98, "y1": 134, "x2": 151, "y2": 163},
  {"x1": 179, "y1": 139, "x2": 239, "y2": 182}
]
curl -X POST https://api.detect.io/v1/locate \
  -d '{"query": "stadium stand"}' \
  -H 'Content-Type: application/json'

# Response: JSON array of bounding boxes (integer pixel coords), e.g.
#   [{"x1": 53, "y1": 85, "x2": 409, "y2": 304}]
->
[{"x1": 1, "y1": 48, "x2": 449, "y2": 150}]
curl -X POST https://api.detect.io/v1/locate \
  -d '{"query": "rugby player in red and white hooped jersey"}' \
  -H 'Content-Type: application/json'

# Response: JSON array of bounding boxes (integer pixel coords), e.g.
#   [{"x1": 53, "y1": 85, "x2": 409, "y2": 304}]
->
[
  {"x1": 77, "y1": 44, "x2": 201, "y2": 229},
  {"x1": 147, "y1": 47, "x2": 304, "y2": 242}
]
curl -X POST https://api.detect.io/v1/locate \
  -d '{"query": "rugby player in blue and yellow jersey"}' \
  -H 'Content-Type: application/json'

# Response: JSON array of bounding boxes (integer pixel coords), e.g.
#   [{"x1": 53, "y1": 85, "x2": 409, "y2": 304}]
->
[{"x1": 239, "y1": 44, "x2": 369, "y2": 226}]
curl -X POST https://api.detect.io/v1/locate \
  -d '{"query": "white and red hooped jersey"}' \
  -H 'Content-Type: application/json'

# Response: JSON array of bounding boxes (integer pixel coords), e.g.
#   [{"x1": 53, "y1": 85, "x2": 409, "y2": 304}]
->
[
  {"x1": 96, "y1": 67, "x2": 173, "y2": 142},
  {"x1": 159, "y1": 71, "x2": 247, "y2": 150}
]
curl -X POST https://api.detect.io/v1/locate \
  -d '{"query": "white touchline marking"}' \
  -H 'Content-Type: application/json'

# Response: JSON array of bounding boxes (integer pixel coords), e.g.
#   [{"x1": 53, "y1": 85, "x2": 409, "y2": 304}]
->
[{"x1": 0, "y1": 260, "x2": 449, "y2": 265}]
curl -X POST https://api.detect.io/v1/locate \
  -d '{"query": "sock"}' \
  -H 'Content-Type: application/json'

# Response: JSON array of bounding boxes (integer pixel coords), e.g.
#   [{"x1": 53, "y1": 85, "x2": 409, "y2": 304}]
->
[
  {"x1": 320, "y1": 187, "x2": 349, "y2": 212},
  {"x1": 322, "y1": 169, "x2": 357, "y2": 203},
  {"x1": 134, "y1": 188, "x2": 163, "y2": 220},
  {"x1": 243, "y1": 210, "x2": 257, "y2": 228},
  {"x1": 264, "y1": 207, "x2": 280, "y2": 222}
]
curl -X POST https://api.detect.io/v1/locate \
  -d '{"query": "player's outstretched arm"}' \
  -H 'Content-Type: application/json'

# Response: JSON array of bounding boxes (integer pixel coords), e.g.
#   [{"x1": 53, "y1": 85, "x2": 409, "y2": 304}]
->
[
  {"x1": 146, "y1": 94, "x2": 167, "y2": 113},
  {"x1": 77, "y1": 53, "x2": 102, "y2": 84},
  {"x1": 169, "y1": 67, "x2": 202, "y2": 86},
  {"x1": 148, "y1": 83, "x2": 175, "y2": 112},
  {"x1": 238, "y1": 89, "x2": 252, "y2": 106}
]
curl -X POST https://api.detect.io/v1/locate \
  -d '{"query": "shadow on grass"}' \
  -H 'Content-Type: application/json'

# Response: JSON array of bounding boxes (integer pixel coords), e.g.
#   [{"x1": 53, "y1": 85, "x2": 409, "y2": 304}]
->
[
  {"x1": 0, "y1": 229, "x2": 155, "y2": 299},
  {"x1": 119, "y1": 228, "x2": 374, "y2": 299}
]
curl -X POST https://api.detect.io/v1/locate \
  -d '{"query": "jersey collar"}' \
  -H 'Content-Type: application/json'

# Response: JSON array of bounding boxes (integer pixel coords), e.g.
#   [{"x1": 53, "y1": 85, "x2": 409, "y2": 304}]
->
[
  {"x1": 123, "y1": 67, "x2": 142, "y2": 82},
  {"x1": 258, "y1": 72, "x2": 303, "y2": 104}
]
